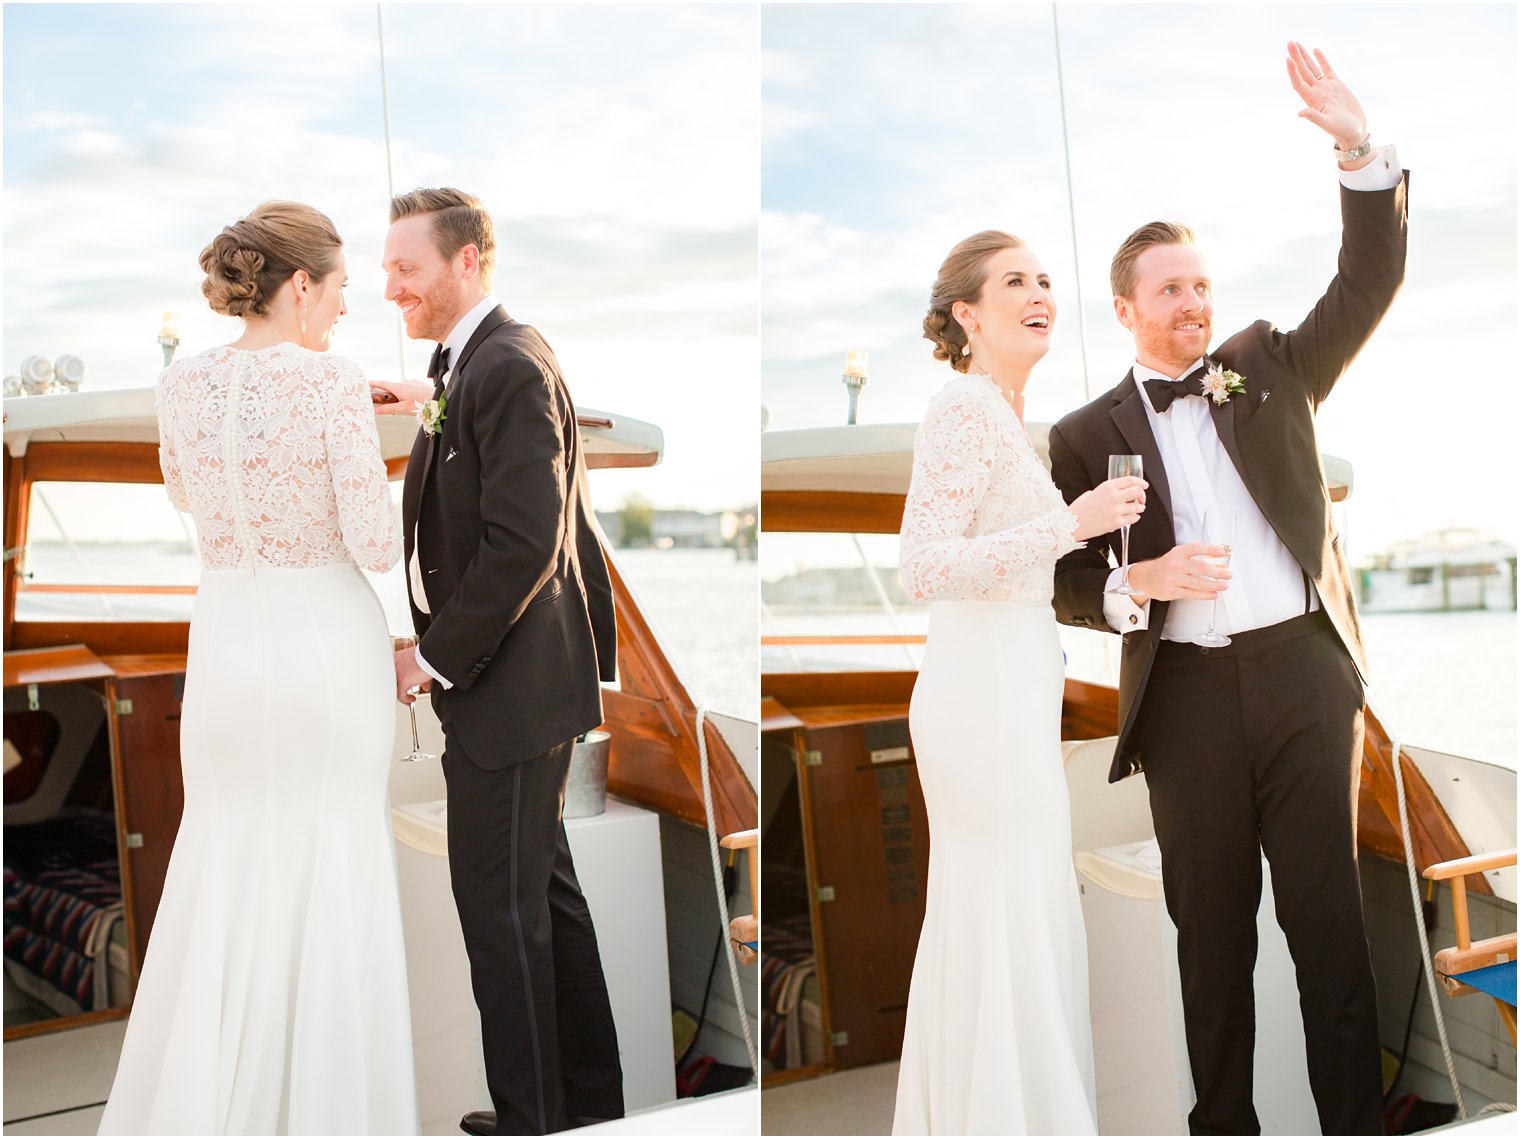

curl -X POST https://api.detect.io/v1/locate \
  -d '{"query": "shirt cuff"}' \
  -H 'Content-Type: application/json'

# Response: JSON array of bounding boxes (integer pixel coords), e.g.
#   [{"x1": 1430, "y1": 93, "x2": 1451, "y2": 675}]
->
[
  {"x1": 1103, "y1": 568, "x2": 1149, "y2": 633},
  {"x1": 415, "y1": 647, "x2": 453, "y2": 690},
  {"x1": 1338, "y1": 142, "x2": 1401, "y2": 191}
]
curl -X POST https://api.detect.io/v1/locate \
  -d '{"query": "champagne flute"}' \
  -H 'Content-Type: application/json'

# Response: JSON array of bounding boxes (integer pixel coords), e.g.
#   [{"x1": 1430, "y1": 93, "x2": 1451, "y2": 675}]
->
[
  {"x1": 1104, "y1": 454, "x2": 1143, "y2": 595},
  {"x1": 391, "y1": 634, "x2": 436, "y2": 763},
  {"x1": 1193, "y1": 511, "x2": 1237, "y2": 648}
]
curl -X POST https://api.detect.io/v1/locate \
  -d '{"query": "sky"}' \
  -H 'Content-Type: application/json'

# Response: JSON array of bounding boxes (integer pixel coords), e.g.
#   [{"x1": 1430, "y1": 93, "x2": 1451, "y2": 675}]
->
[
  {"x1": 761, "y1": 2, "x2": 1519, "y2": 564},
  {"x1": 3, "y1": 2, "x2": 759, "y2": 514}
]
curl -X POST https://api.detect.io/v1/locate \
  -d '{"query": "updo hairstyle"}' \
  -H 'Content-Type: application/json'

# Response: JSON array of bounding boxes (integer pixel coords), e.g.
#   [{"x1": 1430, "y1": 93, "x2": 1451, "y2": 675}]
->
[
  {"x1": 199, "y1": 201, "x2": 343, "y2": 318},
  {"x1": 922, "y1": 230, "x2": 1026, "y2": 373}
]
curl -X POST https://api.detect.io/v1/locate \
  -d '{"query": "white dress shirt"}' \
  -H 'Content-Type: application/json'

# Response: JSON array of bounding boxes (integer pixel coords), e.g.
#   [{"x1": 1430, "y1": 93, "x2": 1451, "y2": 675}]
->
[
  {"x1": 1104, "y1": 146, "x2": 1402, "y2": 638},
  {"x1": 411, "y1": 294, "x2": 502, "y2": 686}
]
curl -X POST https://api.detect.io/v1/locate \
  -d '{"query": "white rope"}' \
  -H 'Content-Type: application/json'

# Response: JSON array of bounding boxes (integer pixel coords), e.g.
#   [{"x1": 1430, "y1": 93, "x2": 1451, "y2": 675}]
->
[
  {"x1": 695, "y1": 702, "x2": 759, "y2": 1077},
  {"x1": 1390, "y1": 736, "x2": 1467, "y2": 1119}
]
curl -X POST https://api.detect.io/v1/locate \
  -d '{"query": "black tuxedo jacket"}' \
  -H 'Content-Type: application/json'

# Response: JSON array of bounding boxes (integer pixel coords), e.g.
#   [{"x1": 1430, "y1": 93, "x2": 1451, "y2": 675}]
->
[
  {"x1": 400, "y1": 307, "x2": 616, "y2": 769},
  {"x1": 1049, "y1": 177, "x2": 1409, "y2": 784}
]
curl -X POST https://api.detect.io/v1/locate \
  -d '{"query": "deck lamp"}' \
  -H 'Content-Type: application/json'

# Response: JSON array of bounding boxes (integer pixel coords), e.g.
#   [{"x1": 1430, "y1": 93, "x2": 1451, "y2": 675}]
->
[
  {"x1": 18, "y1": 355, "x2": 53, "y2": 396},
  {"x1": 53, "y1": 355, "x2": 86, "y2": 393},
  {"x1": 843, "y1": 349, "x2": 868, "y2": 425},
  {"x1": 159, "y1": 311, "x2": 182, "y2": 368}
]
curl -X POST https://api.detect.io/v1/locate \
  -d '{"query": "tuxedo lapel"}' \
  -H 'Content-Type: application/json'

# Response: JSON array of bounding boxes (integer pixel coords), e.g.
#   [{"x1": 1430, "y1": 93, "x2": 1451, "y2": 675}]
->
[
  {"x1": 1205, "y1": 358, "x2": 1251, "y2": 492},
  {"x1": 1109, "y1": 371, "x2": 1174, "y2": 555},
  {"x1": 415, "y1": 306, "x2": 512, "y2": 509}
]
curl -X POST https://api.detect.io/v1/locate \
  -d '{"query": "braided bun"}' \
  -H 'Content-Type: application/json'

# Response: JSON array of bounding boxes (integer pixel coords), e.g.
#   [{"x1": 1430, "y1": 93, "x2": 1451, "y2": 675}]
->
[
  {"x1": 196, "y1": 202, "x2": 343, "y2": 319},
  {"x1": 922, "y1": 229, "x2": 1025, "y2": 374}
]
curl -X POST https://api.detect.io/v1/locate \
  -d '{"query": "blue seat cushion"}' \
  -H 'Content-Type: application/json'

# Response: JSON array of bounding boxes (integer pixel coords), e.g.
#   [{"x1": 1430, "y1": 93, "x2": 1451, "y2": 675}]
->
[{"x1": 1449, "y1": 960, "x2": 1516, "y2": 1007}]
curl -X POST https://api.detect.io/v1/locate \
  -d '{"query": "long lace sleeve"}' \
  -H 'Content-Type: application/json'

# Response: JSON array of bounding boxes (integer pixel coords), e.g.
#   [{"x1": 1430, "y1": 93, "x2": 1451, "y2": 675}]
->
[
  {"x1": 899, "y1": 386, "x2": 1081, "y2": 602},
  {"x1": 155, "y1": 376, "x2": 190, "y2": 513},
  {"x1": 325, "y1": 361, "x2": 402, "y2": 573}
]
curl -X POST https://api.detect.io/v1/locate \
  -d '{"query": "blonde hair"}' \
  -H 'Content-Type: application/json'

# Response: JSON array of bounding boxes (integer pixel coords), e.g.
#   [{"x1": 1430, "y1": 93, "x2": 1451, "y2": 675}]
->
[
  {"x1": 1110, "y1": 220, "x2": 1196, "y2": 298},
  {"x1": 922, "y1": 230, "x2": 1026, "y2": 373},
  {"x1": 389, "y1": 186, "x2": 496, "y2": 285},
  {"x1": 199, "y1": 201, "x2": 342, "y2": 318}
]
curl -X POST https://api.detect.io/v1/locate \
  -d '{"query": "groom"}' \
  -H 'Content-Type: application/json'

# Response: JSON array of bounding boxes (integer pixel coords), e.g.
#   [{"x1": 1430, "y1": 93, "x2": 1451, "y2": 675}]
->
[
  {"x1": 1049, "y1": 46, "x2": 1406, "y2": 1136},
  {"x1": 385, "y1": 187, "x2": 624, "y2": 1135}
]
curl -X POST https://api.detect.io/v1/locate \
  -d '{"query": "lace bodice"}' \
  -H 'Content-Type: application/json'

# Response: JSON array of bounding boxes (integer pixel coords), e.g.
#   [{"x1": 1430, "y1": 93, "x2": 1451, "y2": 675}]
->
[
  {"x1": 899, "y1": 374, "x2": 1082, "y2": 604},
  {"x1": 157, "y1": 345, "x2": 402, "y2": 573}
]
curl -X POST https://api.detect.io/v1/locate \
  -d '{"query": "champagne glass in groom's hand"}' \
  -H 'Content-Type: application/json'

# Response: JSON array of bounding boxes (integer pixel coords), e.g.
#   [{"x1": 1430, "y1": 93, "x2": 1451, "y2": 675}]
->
[
  {"x1": 391, "y1": 635, "x2": 435, "y2": 763},
  {"x1": 1104, "y1": 454, "x2": 1143, "y2": 595}
]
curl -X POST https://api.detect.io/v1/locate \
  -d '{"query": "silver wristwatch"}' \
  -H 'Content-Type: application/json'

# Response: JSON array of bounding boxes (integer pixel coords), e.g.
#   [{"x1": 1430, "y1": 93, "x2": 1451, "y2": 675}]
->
[{"x1": 1334, "y1": 135, "x2": 1374, "y2": 163}]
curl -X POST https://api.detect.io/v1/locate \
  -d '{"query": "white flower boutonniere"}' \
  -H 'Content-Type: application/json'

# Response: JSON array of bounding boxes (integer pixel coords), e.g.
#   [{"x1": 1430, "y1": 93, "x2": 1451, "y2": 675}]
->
[
  {"x1": 1200, "y1": 364, "x2": 1247, "y2": 405},
  {"x1": 418, "y1": 394, "x2": 447, "y2": 437}
]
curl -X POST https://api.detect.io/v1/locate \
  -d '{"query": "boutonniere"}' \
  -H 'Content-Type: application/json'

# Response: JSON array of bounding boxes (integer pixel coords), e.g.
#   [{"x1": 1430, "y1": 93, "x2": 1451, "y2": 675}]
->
[
  {"x1": 1200, "y1": 364, "x2": 1247, "y2": 405},
  {"x1": 417, "y1": 394, "x2": 447, "y2": 437}
]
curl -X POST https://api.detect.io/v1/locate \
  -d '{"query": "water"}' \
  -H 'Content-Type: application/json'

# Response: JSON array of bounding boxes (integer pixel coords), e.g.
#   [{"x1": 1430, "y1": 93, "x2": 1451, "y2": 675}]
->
[
  {"x1": 611, "y1": 547, "x2": 758, "y2": 722},
  {"x1": 21, "y1": 541, "x2": 759, "y2": 724},
  {"x1": 18, "y1": 543, "x2": 1510, "y2": 758},
  {"x1": 762, "y1": 606, "x2": 1517, "y2": 771}
]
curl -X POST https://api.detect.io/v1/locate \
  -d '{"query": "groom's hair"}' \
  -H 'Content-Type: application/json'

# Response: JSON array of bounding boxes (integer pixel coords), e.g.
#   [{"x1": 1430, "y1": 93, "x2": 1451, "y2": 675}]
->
[
  {"x1": 1110, "y1": 221, "x2": 1196, "y2": 299},
  {"x1": 390, "y1": 187, "x2": 496, "y2": 286}
]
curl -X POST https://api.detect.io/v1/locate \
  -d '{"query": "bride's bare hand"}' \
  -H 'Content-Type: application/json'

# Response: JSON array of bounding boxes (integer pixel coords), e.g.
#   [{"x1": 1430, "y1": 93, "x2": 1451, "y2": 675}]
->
[
  {"x1": 1070, "y1": 476, "x2": 1146, "y2": 541},
  {"x1": 370, "y1": 379, "x2": 434, "y2": 414}
]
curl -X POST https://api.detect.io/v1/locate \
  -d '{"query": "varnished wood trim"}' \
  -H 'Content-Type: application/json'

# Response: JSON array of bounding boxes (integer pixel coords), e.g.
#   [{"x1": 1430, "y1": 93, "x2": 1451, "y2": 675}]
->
[
  {"x1": 1359, "y1": 707, "x2": 1488, "y2": 895},
  {"x1": 10, "y1": 622, "x2": 190, "y2": 655},
  {"x1": 586, "y1": 452, "x2": 660, "y2": 471},
  {"x1": 763, "y1": 670, "x2": 918, "y2": 711},
  {"x1": 23, "y1": 442, "x2": 163, "y2": 484},
  {"x1": 3, "y1": 1005, "x2": 128, "y2": 1042},
  {"x1": 601, "y1": 555, "x2": 756, "y2": 836},
  {"x1": 761, "y1": 1061, "x2": 834, "y2": 1089},
  {"x1": 3, "y1": 644, "x2": 114, "y2": 687},
  {"x1": 4, "y1": 449, "x2": 27, "y2": 649},
  {"x1": 761, "y1": 491, "x2": 906, "y2": 534},
  {"x1": 790, "y1": 725, "x2": 838, "y2": 1073}
]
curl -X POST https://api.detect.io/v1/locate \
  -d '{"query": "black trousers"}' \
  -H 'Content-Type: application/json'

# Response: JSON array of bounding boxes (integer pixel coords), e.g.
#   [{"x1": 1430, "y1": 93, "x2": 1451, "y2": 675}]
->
[
  {"x1": 442, "y1": 737, "x2": 624, "y2": 1135},
  {"x1": 1133, "y1": 612, "x2": 1384, "y2": 1136}
]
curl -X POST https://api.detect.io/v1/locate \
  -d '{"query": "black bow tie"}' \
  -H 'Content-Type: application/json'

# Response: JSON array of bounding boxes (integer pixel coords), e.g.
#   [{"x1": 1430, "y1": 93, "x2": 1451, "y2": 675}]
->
[
  {"x1": 427, "y1": 344, "x2": 451, "y2": 391},
  {"x1": 1143, "y1": 366, "x2": 1208, "y2": 413}
]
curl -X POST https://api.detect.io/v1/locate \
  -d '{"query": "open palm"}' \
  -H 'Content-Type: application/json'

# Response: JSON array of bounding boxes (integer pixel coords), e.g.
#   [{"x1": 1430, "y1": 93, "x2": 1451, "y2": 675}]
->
[{"x1": 1286, "y1": 42, "x2": 1367, "y2": 150}]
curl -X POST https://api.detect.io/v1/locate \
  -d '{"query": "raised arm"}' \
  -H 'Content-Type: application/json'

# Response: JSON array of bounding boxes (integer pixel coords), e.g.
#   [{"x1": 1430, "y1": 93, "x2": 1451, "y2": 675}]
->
[
  {"x1": 899, "y1": 390, "x2": 1082, "y2": 602},
  {"x1": 325, "y1": 360, "x2": 402, "y2": 573},
  {"x1": 1265, "y1": 42, "x2": 1407, "y2": 403}
]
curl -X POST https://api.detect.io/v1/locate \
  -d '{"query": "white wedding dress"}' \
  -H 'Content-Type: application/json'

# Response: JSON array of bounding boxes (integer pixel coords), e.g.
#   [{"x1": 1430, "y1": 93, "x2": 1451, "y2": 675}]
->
[
  {"x1": 99, "y1": 345, "x2": 419, "y2": 1135},
  {"x1": 894, "y1": 374, "x2": 1097, "y2": 1136}
]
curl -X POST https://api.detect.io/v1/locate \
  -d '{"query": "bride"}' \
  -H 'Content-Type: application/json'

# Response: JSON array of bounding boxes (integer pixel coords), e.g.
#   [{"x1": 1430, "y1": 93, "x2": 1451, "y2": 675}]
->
[
  {"x1": 894, "y1": 231, "x2": 1145, "y2": 1135},
  {"x1": 98, "y1": 202, "x2": 419, "y2": 1135}
]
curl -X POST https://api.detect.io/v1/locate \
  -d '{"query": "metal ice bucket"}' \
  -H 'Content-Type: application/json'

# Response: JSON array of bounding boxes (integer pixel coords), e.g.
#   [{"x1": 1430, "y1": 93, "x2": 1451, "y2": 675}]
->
[{"x1": 564, "y1": 730, "x2": 612, "y2": 818}]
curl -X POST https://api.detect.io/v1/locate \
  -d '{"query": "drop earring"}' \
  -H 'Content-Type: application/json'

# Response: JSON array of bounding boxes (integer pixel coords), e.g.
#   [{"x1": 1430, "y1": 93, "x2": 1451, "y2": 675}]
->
[
  {"x1": 962, "y1": 329, "x2": 973, "y2": 357},
  {"x1": 298, "y1": 301, "x2": 308, "y2": 337}
]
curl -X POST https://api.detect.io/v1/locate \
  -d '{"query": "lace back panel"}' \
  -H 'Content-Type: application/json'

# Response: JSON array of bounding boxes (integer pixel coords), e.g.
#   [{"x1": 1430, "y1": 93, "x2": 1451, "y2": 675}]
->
[{"x1": 157, "y1": 345, "x2": 402, "y2": 573}]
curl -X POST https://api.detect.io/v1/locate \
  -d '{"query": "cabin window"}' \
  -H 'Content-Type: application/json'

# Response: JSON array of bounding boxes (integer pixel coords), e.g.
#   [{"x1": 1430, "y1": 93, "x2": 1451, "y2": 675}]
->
[
  {"x1": 762, "y1": 531, "x2": 925, "y2": 673},
  {"x1": 762, "y1": 530, "x2": 1120, "y2": 685},
  {"x1": 1407, "y1": 567, "x2": 1435, "y2": 586},
  {"x1": 17, "y1": 482, "x2": 199, "y2": 623}
]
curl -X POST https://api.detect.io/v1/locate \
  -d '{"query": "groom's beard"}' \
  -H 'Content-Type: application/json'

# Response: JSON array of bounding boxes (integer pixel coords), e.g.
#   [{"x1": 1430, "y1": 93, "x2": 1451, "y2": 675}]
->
[
  {"x1": 1133, "y1": 312, "x2": 1212, "y2": 375},
  {"x1": 408, "y1": 275, "x2": 469, "y2": 343}
]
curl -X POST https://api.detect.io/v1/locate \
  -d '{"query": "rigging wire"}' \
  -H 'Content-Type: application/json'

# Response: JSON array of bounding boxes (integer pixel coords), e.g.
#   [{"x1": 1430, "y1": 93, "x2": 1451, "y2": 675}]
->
[
  {"x1": 696, "y1": 703, "x2": 760, "y2": 1076},
  {"x1": 1051, "y1": 4, "x2": 1092, "y2": 404},
  {"x1": 375, "y1": 4, "x2": 407, "y2": 378}
]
